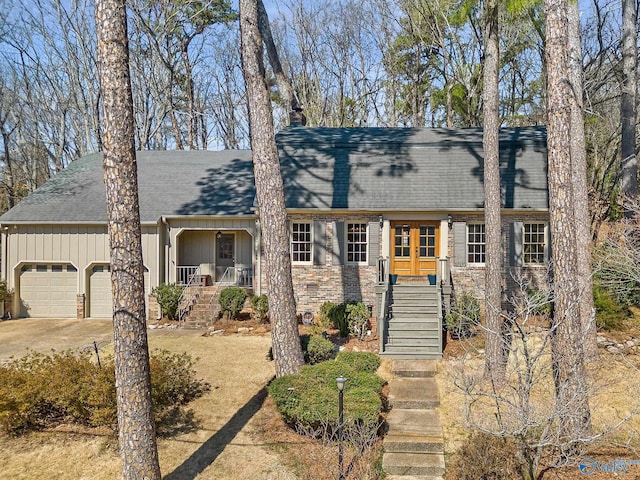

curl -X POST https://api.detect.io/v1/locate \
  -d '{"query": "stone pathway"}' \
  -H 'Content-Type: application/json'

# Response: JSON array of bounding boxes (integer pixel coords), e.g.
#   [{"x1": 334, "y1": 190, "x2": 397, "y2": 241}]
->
[{"x1": 382, "y1": 360, "x2": 445, "y2": 480}]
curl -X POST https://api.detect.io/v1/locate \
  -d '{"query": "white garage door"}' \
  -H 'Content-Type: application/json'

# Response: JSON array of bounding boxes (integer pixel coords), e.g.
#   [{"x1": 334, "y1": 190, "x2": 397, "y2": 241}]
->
[
  {"x1": 89, "y1": 265, "x2": 151, "y2": 319},
  {"x1": 89, "y1": 265, "x2": 112, "y2": 318},
  {"x1": 19, "y1": 264, "x2": 77, "y2": 318}
]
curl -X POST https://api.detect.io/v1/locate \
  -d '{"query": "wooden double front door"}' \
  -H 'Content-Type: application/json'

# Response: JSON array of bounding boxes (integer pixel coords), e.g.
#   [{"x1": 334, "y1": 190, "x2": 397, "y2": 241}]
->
[{"x1": 391, "y1": 221, "x2": 439, "y2": 276}]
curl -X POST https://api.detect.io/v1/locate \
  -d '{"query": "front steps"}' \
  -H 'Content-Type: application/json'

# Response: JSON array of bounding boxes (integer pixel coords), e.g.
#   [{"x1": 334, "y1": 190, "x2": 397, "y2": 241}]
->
[
  {"x1": 383, "y1": 360, "x2": 445, "y2": 480},
  {"x1": 382, "y1": 284, "x2": 443, "y2": 359}
]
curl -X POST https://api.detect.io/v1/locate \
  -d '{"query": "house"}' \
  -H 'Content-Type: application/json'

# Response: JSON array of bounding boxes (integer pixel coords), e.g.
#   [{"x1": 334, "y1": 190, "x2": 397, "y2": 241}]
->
[{"x1": 0, "y1": 126, "x2": 548, "y2": 358}]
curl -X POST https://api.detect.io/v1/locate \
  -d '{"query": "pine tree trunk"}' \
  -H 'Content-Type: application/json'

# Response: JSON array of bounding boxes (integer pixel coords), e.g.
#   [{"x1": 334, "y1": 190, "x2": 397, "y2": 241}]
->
[
  {"x1": 95, "y1": 1, "x2": 161, "y2": 478},
  {"x1": 544, "y1": 0, "x2": 592, "y2": 443},
  {"x1": 240, "y1": 0, "x2": 305, "y2": 377},
  {"x1": 482, "y1": 0, "x2": 506, "y2": 381},
  {"x1": 567, "y1": 2, "x2": 598, "y2": 359},
  {"x1": 621, "y1": 0, "x2": 638, "y2": 203}
]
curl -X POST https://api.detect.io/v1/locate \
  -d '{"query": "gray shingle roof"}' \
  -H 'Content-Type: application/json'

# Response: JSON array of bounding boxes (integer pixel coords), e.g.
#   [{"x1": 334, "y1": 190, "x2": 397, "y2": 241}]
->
[
  {"x1": 0, "y1": 127, "x2": 547, "y2": 224},
  {"x1": 277, "y1": 126, "x2": 547, "y2": 210}
]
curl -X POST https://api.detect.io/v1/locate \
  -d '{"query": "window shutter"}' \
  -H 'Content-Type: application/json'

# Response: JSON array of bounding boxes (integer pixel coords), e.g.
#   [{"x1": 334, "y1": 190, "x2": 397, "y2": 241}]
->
[
  {"x1": 453, "y1": 222, "x2": 467, "y2": 267},
  {"x1": 544, "y1": 223, "x2": 551, "y2": 264},
  {"x1": 510, "y1": 221, "x2": 524, "y2": 266},
  {"x1": 313, "y1": 221, "x2": 326, "y2": 265},
  {"x1": 332, "y1": 221, "x2": 345, "y2": 265},
  {"x1": 368, "y1": 221, "x2": 379, "y2": 266}
]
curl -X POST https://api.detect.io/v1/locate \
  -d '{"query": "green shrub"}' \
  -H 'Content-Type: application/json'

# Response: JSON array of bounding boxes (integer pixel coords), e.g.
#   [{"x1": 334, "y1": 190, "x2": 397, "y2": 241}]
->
[
  {"x1": 268, "y1": 352, "x2": 385, "y2": 436},
  {"x1": 346, "y1": 302, "x2": 370, "y2": 340},
  {"x1": 445, "y1": 291, "x2": 480, "y2": 339},
  {"x1": 594, "y1": 284, "x2": 630, "y2": 331},
  {"x1": 526, "y1": 288, "x2": 552, "y2": 316},
  {"x1": 0, "y1": 349, "x2": 210, "y2": 435},
  {"x1": 151, "y1": 283, "x2": 184, "y2": 320},
  {"x1": 335, "y1": 351, "x2": 380, "y2": 373},
  {"x1": 317, "y1": 301, "x2": 338, "y2": 329},
  {"x1": 250, "y1": 295, "x2": 269, "y2": 323},
  {"x1": 305, "y1": 335, "x2": 336, "y2": 364},
  {"x1": 219, "y1": 287, "x2": 247, "y2": 319}
]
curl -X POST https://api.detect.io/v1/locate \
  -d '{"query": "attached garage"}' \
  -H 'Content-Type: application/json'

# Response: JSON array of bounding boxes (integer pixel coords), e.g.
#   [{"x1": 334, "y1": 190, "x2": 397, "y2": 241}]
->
[
  {"x1": 88, "y1": 264, "x2": 151, "y2": 318},
  {"x1": 19, "y1": 264, "x2": 78, "y2": 318},
  {"x1": 89, "y1": 265, "x2": 112, "y2": 318}
]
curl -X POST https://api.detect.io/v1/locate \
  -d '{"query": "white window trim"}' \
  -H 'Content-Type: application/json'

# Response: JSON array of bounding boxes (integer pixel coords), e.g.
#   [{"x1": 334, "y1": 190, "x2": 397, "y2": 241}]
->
[
  {"x1": 345, "y1": 221, "x2": 369, "y2": 265},
  {"x1": 290, "y1": 222, "x2": 313, "y2": 265},
  {"x1": 467, "y1": 223, "x2": 486, "y2": 266},
  {"x1": 523, "y1": 222, "x2": 549, "y2": 266}
]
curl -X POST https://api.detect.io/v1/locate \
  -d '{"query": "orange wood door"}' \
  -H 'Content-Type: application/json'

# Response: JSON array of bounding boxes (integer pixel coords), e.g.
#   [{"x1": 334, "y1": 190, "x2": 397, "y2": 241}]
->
[{"x1": 391, "y1": 222, "x2": 439, "y2": 276}]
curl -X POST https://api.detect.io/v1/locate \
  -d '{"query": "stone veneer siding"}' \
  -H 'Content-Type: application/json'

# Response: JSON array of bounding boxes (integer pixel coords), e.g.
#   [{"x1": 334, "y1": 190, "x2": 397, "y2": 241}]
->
[
  {"x1": 448, "y1": 212, "x2": 550, "y2": 310},
  {"x1": 260, "y1": 215, "x2": 380, "y2": 317}
]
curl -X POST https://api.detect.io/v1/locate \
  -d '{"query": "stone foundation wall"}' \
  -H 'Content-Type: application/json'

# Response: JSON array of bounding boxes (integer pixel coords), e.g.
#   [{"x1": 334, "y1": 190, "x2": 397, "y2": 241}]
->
[
  {"x1": 76, "y1": 294, "x2": 85, "y2": 319},
  {"x1": 148, "y1": 294, "x2": 160, "y2": 321}
]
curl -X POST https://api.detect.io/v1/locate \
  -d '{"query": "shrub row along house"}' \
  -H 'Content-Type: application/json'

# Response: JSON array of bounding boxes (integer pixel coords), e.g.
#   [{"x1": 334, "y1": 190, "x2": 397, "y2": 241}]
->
[{"x1": 0, "y1": 126, "x2": 548, "y2": 358}]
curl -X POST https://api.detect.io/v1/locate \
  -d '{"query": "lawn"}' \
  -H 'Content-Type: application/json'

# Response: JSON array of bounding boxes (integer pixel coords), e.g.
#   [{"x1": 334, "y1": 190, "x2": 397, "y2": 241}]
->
[{"x1": 0, "y1": 329, "x2": 297, "y2": 480}]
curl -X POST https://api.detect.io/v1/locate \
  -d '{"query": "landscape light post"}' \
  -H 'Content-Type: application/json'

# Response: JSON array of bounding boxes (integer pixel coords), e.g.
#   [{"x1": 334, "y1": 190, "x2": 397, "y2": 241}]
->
[{"x1": 337, "y1": 375, "x2": 347, "y2": 480}]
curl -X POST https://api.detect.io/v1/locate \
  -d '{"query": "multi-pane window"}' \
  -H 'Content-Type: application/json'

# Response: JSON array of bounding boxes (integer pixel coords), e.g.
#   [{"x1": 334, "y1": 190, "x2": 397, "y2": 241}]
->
[
  {"x1": 523, "y1": 223, "x2": 546, "y2": 264},
  {"x1": 419, "y1": 225, "x2": 436, "y2": 257},
  {"x1": 467, "y1": 223, "x2": 486, "y2": 264},
  {"x1": 347, "y1": 223, "x2": 368, "y2": 263},
  {"x1": 291, "y1": 222, "x2": 312, "y2": 263}
]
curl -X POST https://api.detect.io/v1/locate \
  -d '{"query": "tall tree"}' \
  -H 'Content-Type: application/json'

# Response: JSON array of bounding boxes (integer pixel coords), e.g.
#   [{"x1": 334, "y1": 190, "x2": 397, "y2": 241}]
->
[
  {"x1": 482, "y1": 0, "x2": 505, "y2": 380},
  {"x1": 544, "y1": 0, "x2": 592, "y2": 443},
  {"x1": 95, "y1": 1, "x2": 161, "y2": 478},
  {"x1": 567, "y1": 1, "x2": 597, "y2": 358},
  {"x1": 239, "y1": 0, "x2": 305, "y2": 376},
  {"x1": 621, "y1": 0, "x2": 637, "y2": 204}
]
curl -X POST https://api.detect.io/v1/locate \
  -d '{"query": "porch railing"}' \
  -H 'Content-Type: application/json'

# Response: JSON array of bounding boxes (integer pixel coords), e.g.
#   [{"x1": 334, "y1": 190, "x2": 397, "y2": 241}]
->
[
  {"x1": 177, "y1": 266, "x2": 202, "y2": 322},
  {"x1": 377, "y1": 256, "x2": 390, "y2": 354},
  {"x1": 177, "y1": 266, "x2": 199, "y2": 286}
]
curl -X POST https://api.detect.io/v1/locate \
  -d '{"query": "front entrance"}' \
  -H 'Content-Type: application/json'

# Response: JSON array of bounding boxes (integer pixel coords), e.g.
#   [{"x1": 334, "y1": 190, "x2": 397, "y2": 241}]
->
[
  {"x1": 391, "y1": 221, "x2": 439, "y2": 277},
  {"x1": 216, "y1": 233, "x2": 235, "y2": 281}
]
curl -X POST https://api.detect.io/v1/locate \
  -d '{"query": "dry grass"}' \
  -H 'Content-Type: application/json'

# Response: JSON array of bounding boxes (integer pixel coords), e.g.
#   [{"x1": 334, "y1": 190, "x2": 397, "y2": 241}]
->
[
  {"x1": 438, "y1": 324, "x2": 640, "y2": 479},
  {"x1": 0, "y1": 330, "x2": 297, "y2": 480}
]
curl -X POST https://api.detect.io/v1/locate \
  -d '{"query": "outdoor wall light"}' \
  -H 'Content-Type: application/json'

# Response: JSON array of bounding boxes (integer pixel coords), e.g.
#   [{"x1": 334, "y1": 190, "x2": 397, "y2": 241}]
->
[
  {"x1": 216, "y1": 231, "x2": 222, "y2": 240},
  {"x1": 379, "y1": 215, "x2": 384, "y2": 229},
  {"x1": 447, "y1": 214, "x2": 453, "y2": 228}
]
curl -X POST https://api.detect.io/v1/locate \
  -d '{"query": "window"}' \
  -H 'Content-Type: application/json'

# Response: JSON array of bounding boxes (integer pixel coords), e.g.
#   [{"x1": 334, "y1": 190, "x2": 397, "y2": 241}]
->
[
  {"x1": 419, "y1": 225, "x2": 437, "y2": 258},
  {"x1": 291, "y1": 222, "x2": 312, "y2": 263},
  {"x1": 523, "y1": 223, "x2": 546, "y2": 264},
  {"x1": 467, "y1": 223, "x2": 486, "y2": 264},
  {"x1": 346, "y1": 223, "x2": 368, "y2": 263}
]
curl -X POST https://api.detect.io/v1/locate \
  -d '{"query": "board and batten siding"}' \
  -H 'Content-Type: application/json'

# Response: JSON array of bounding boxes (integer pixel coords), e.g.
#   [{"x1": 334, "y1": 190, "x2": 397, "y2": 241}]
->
[{"x1": 5, "y1": 224, "x2": 159, "y2": 294}]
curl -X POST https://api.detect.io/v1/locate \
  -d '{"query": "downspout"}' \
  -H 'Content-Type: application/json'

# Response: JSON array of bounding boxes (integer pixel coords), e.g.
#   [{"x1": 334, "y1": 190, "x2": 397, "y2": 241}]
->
[{"x1": 160, "y1": 216, "x2": 169, "y2": 286}]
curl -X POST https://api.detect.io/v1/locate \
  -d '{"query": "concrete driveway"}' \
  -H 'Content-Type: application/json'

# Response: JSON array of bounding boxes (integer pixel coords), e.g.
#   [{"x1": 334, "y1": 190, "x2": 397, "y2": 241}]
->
[{"x1": 0, "y1": 318, "x2": 116, "y2": 363}]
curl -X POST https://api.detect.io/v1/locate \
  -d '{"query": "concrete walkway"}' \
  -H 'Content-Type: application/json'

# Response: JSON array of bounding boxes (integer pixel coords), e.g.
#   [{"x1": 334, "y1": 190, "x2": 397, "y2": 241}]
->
[{"x1": 382, "y1": 360, "x2": 445, "y2": 480}]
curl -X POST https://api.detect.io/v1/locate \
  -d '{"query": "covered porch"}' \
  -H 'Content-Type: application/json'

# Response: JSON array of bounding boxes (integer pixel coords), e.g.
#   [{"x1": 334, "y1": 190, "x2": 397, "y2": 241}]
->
[{"x1": 168, "y1": 220, "x2": 257, "y2": 288}]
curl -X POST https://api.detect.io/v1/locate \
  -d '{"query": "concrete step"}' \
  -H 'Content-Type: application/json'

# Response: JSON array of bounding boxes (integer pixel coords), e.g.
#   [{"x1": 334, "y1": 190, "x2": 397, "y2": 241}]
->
[
  {"x1": 388, "y1": 378, "x2": 440, "y2": 409},
  {"x1": 392, "y1": 307, "x2": 439, "y2": 316},
  {"x1": 382, "y1": 452, "x2": 445, "y2": 477},
  {"x1": 385, "y1": 434, "x2": 444, "y2": 453},
  {"x1": 387, "y1": 409, "x2": 444, "y2": 438},
  {"x1": 387, "y1": 339, "x2": 441, "y2": 349},
  {"x1": 392, "y1": 360, "x2": 437, "y2": 378},
  {"x1": 388, "y1": 320, "x2": 439, "y2": 329}
]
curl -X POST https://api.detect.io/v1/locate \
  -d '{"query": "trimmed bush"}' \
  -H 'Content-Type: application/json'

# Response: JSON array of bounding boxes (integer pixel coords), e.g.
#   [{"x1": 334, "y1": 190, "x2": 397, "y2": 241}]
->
[
  {"x1": 151, "y1": 283, "x2": 184, "y2": 320},
  {"x1": 268, "y1": 352, "x2": 385, "y2": 435},
  {"x1": 346, "y1": 302, "x2": 370, "y2": 340},
  {"x1": 219, "y1": 287, "x2": 247, "y2": 319},
  {"x1": 335, "y1": 351, "x2": 380, "y2": 373},
  {"x1": 0, "y1": 349, "x2": 210, "y2": 435},
  {"x1": 317, "y1": 301, "x2": 338, "y2": 329},
  {"x1": 305, "y1": 335, "x2": 336, "y2": 364},
  {"x1": 250, "y1": 294, "x2": 269, "y2": 323},
  {"x1": 594, "y1": 284, "x2": 630, "y2": 331}
]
